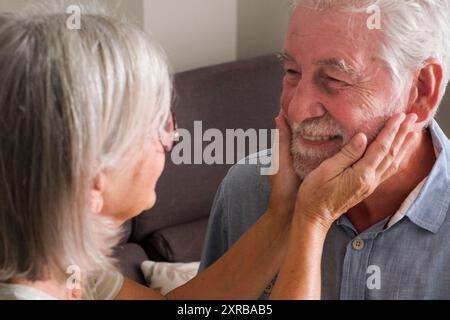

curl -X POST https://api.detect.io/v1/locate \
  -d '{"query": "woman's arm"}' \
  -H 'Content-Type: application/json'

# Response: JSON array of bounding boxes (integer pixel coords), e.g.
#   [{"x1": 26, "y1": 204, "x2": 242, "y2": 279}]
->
[
  {"x1": 269, "y1": 215, "x2": 327, "y2": 300},
  {"x1": 116, "y1": 207, "x2": 291, "y2": 300},
  {"x1": 167, "y1": 208, "x2": 291, "y2": 300}
]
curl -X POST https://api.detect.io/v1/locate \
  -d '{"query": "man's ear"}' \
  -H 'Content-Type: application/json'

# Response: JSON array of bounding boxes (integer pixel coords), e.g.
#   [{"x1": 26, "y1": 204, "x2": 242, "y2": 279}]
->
[
  {"x1": 90, "y1": 169, "x2": 107, "y2": 214},
  {"x1": 408, "y1": 58, "x2": 443, "y2": 125}
]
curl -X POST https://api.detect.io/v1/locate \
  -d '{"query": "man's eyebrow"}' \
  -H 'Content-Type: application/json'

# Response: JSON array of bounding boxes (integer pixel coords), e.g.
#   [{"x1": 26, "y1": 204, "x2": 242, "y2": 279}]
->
[
  {"x1": 277, "y1": 51, "x2": 295, "y2": 64},
  {"x1": 314, "y1": 58, "x2": 359, "y2": 75},
  {"x1": 277, "y1": 54, "x2": 362, "y2": 79}
]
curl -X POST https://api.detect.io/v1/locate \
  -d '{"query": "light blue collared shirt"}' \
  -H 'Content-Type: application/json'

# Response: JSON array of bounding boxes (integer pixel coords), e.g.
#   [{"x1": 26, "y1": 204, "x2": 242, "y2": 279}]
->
[{"x1": 199, "y1": 120, "x2": 450, "y2": 299}]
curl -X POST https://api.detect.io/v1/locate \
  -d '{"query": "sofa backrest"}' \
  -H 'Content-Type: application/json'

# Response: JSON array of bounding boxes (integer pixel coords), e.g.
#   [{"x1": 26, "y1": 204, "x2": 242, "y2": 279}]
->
[{"x1": 131, "y1": 54, "x2": 284, "y2": 242}]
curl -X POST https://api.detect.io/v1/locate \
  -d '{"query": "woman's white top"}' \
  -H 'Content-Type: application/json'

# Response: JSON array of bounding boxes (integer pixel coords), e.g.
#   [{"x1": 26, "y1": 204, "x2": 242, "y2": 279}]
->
[{"x1": 0, "y1": 271, "x2": 124, "y2": 300}]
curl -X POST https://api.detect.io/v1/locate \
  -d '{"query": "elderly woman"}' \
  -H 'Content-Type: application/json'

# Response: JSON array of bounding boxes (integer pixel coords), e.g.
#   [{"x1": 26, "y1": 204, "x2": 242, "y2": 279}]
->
[{"x1": 0, "y1": 10, "x2": 415, "y2": 300}]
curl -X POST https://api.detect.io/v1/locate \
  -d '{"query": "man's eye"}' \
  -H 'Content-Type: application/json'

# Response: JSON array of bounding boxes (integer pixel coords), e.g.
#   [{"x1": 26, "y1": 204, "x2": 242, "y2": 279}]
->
[
  {"x1": 326, "y1": 76, "x2": 342, "y2": 82},
  {"x1": 285, "y1": 69, "x2": 300, "y2": 76},
  {"x1": 325, "y1": 76, "x2": 348, "y2": 86}
]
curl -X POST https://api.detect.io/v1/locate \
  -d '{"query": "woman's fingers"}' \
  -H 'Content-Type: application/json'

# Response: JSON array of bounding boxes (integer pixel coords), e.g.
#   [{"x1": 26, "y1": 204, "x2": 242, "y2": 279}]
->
[
  {"x1": 320, "y1": 133, "x2": 368, "y2": 177},
  {"x1": 380, "y1": 131, "x2": 419, "y2": 182},
  {"x1": 274, "y1": 115, "x2": 294, "y2": 170},
  {"x1": 347, "y1": 113, "x2": 418, "y2": 201},
  {"x1": 376, "y1": 113, "x2": 418, "y2": 175},
  {"x1": 269, "y1": 114, "x2": 299, "y2": 216},
  {"x1": 294, "y1": 112, "x2": 420, "y2": 226},
  {"x1": 353, "y1": 113, "x2": 406, "y2": 173}
]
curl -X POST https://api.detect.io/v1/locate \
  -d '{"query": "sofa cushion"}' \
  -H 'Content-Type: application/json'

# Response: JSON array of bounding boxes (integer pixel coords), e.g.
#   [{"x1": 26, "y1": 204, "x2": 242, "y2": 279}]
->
[
  {"x1": 141, "y1": 261, "x2": 200, "y2": 295},
  {"x1": 141, "y1": 218, "x2": 209, "y2": 263}
]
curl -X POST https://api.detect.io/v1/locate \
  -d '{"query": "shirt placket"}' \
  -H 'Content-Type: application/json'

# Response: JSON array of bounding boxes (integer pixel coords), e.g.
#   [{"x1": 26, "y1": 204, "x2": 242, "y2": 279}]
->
[{"x1": 340, "y1": 233, "x2": 377, "y2": 300}]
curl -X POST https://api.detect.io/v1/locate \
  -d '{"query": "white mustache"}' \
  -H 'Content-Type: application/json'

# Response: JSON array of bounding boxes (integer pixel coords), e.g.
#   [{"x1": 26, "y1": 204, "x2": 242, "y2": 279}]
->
[{"x1": 291, "y1": 115, "x2": 346, "y2": 141}]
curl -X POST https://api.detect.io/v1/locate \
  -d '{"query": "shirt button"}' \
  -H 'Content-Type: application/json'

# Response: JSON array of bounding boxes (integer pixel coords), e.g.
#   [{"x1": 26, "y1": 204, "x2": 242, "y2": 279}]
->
[{"x1": 352, "y1": 239, "x2": 365, "y2": 250}]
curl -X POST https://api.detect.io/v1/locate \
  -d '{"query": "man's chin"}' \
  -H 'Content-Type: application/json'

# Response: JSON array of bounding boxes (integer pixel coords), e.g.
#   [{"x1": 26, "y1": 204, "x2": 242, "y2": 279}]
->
[
  {"x1": 292, "y1": 156, "x2": 320, "y2": 179},
  {"x1": 293, "y1": 162, "x2": 319, "y2": 180}
]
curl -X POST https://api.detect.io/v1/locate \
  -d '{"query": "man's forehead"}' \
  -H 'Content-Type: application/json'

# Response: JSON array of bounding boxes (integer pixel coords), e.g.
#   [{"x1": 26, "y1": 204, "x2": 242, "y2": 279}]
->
[{"x1": 283, "y1": 29, "x2": 376, "y2": 75}]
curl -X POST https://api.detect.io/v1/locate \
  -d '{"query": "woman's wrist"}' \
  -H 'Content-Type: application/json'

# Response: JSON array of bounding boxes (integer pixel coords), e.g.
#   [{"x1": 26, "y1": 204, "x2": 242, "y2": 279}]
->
[
  {"x1": 293, "y1": 208, "x2": 334, "y2": 235},
  {"x1": 266, "y1": 206, "x2": 294, "y2": 229}
]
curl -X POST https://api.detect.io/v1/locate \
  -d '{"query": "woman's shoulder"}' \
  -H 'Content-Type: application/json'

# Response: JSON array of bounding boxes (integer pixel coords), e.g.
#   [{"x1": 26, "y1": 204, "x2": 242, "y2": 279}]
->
[{"x1": 83, "y1": 270, "x2": 124, "y2": 300}]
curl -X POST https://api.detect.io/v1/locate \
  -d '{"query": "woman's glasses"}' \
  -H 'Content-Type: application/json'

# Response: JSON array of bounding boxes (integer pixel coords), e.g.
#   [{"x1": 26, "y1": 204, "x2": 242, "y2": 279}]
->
[{"x1": 159, "y1": 111, "x2": 179, "y2": 153}]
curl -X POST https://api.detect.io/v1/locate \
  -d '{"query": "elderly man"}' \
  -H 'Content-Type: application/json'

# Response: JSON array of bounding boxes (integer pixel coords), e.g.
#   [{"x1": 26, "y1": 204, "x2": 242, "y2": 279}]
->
[{"x1": 200, "y1": 0, "x2": 450, "y2": 299}]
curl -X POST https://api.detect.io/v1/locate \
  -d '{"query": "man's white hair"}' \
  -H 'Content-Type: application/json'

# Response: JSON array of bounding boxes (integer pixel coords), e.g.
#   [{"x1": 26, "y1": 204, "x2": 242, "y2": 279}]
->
[{"x1": 291, "y1": 0, "x2": 450, "y2": 117}]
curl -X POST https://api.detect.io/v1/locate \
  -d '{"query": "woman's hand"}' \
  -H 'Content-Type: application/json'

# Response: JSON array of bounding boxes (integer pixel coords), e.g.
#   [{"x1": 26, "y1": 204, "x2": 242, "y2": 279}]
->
[
  {"x1": 270, "y1": 112, "x2": 418, "y2": 300},
  {"x1": 296, "y1": 112, "x2": 418, "y2": 230},
  {"x1": 267, "y1": 114, "x2": 300, "y2": 219}
]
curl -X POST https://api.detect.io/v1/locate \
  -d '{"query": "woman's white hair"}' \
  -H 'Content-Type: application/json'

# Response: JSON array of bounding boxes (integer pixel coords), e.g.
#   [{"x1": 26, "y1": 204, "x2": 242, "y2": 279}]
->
[
  {"x1": 0, "y1": 4, "x2": 171, "y2": 282},
  {"x1": 291, "y1": 0, "x2": 450, "y2": 117}
]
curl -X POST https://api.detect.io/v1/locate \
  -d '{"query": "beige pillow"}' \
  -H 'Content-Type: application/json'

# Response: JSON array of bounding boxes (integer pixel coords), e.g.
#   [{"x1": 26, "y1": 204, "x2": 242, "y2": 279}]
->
[{"x1": 141, "y1": 261, "x2": 200, "y2": 295}]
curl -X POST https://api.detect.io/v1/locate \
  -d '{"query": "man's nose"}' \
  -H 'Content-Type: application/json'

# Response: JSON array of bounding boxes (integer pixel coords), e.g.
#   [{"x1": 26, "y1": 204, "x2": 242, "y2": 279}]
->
[{"x1": 286, "y1": 84, "x2": 327, "y2": 123}]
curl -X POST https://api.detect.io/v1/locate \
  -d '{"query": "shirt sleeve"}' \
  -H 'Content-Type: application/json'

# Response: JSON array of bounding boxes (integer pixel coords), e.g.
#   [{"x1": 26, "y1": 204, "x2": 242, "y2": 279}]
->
[
  {"x1": 198, "y1": 179, "x2": 230, "y2": 273},
  {"x1": 83, "y1": 270, "x2": 125, "y2": 300},
  {"x1": 198, "y1": 151, "x2": 272, "y2": 300}
]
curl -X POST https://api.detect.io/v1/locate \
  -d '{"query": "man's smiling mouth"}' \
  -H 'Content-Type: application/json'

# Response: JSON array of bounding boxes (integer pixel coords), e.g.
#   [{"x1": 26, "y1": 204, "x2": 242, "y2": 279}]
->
[
  {"x1": 301, "y1": 134, "x2": 341, "y2": 141},
  {"x1": 298, "y1": 134, "x2": 343, "y2": 148}
]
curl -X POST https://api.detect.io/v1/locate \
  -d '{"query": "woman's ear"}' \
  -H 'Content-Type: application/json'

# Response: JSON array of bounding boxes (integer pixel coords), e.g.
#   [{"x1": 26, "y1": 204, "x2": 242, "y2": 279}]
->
[
  {"x1": 408, "y1": 58, "x2": 443, "y2": 125},
  {"x1": 90, "y1": 170, "x2": 106, "y2": 214}
]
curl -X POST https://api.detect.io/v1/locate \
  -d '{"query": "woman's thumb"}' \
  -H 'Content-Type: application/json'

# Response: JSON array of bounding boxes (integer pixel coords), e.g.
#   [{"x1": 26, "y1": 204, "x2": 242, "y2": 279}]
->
[
  {"x1": 275, "y1": 115, "x2": 293, "y2": 164},
  {"x1": 325, "y1": 133, "x2": 368, "y2": 173}
]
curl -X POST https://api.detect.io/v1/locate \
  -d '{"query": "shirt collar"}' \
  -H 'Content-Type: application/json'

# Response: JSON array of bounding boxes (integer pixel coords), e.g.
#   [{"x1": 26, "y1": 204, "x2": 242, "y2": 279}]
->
[
  {"x1": 404, "y1": 119, "x2": 450, "y2": 233},
  {"x1": 385, "y1": 176, "x2": 428, "y2": 229}
]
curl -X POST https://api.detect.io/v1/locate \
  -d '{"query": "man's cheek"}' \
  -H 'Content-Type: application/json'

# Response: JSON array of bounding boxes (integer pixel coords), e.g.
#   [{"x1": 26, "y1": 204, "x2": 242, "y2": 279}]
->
[{"x1": 331, "y1": 107, "x2": 368, "y2": 132}]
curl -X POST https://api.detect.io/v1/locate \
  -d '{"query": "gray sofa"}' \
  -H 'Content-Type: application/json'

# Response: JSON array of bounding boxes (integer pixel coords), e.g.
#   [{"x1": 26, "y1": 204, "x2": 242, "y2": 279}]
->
[{"x1": 113, "y1": 54, "x2": 284, "y2": 284}]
